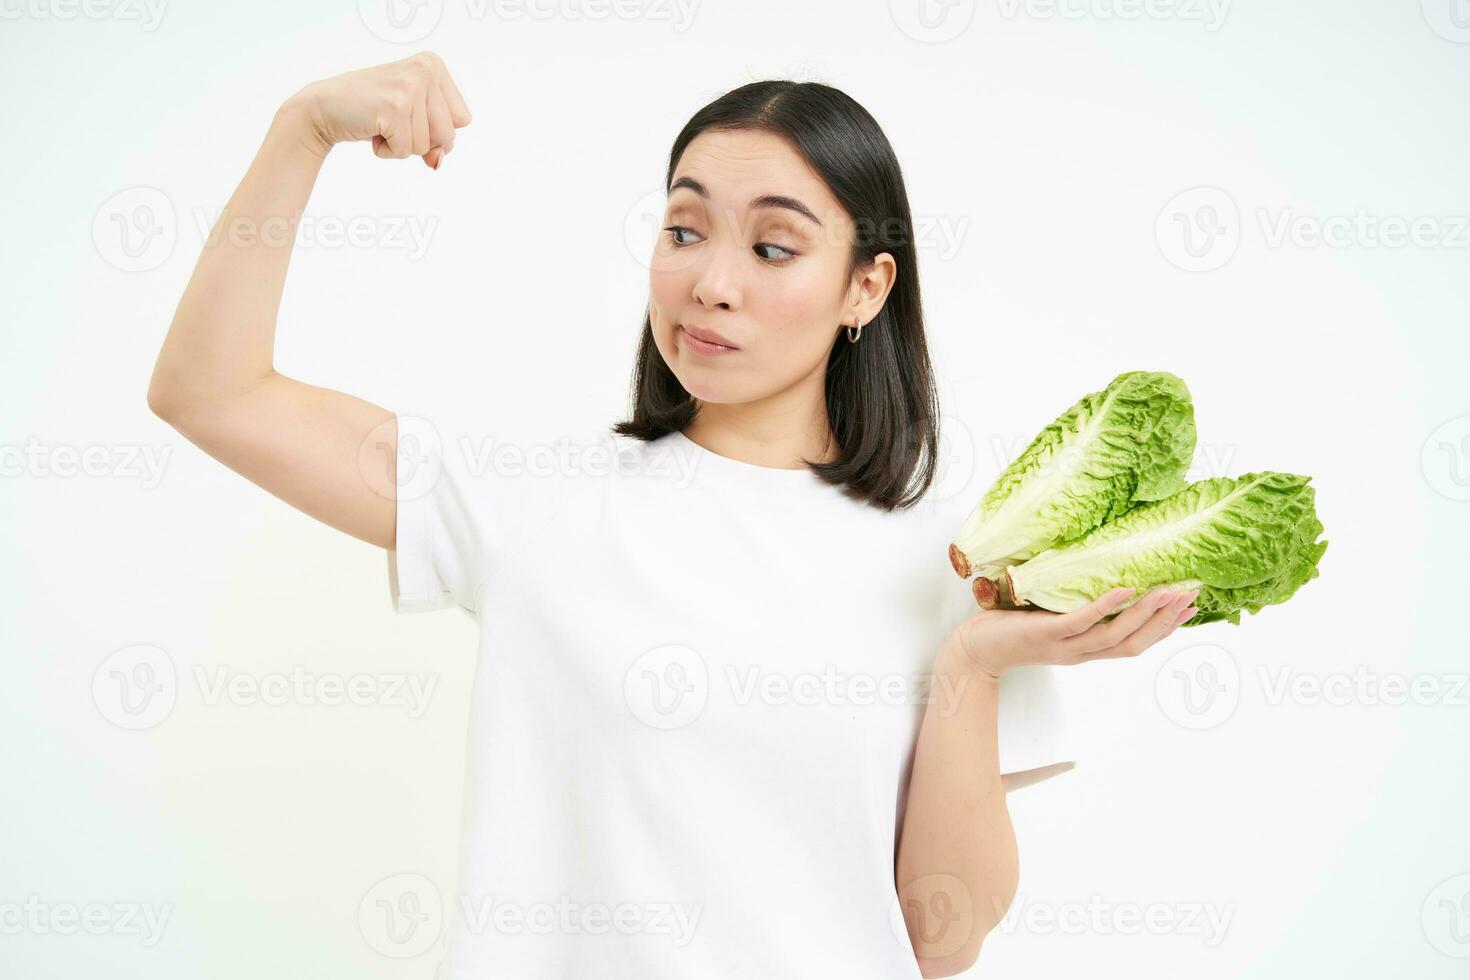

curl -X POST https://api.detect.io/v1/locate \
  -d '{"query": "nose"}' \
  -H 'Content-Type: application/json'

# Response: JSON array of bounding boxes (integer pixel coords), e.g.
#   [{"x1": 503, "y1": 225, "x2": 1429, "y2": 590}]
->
[{"x1": 691, "y1": 225, "x2": 742, "y2": 311}]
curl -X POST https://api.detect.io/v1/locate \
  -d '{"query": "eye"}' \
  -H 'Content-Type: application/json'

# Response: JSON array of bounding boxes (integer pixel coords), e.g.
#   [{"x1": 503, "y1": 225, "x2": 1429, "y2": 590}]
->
[
  {"x1": 664, "y1": 225, "x2": 700, "y2": 247},
  {"x1": 754, "y1": 242, "x2": 797, "y2": 263}
]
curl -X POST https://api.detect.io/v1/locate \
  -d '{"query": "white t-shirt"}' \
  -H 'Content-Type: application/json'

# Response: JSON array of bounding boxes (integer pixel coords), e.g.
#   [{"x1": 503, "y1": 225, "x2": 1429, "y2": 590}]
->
[{"x1": 387, "y1": 418, "x2": 1074, "y2": 979}]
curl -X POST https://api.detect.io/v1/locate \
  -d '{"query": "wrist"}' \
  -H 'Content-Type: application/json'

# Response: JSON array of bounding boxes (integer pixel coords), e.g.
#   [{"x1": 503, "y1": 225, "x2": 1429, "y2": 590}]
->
[
  {"x1": 271, "y1": 92, "x2": 333, "y2": 161},
  {"x1": 936, "y1": 634, "x2": 1004, "y2": 688}
]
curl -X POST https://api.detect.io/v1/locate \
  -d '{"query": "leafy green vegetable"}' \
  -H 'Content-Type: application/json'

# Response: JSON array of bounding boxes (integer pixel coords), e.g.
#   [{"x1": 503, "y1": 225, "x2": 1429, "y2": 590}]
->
[
  {"x1": 948, "y1": 370, "x2": 1196, "y2": 582},
  {"x1": 1002, "y1": 471, "x2": 1327, "y2": 626}
]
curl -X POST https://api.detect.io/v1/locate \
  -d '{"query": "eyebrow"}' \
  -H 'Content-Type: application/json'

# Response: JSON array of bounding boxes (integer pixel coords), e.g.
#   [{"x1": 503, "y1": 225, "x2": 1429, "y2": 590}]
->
[{"x1": 668, "y1": 176, "x2": 824, "y2": 227}]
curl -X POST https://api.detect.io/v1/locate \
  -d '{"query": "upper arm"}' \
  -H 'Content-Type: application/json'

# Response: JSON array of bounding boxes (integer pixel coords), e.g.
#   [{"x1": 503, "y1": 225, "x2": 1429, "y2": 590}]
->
[{"x1": 152, "y1": 371, "x2": 398, "y2": 550}]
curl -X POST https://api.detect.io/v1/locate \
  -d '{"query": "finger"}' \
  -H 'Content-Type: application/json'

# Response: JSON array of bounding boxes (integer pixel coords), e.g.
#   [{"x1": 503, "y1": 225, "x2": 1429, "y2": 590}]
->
[
  {"x1": 1077, "y1": 591, "x2": 1197, "y2": 662},
  {"x1": 1061, "y1": 586, "x2": 1174, "y2": 655},
  {"x1": 1055, "y1": 587, "x2": 1136, "y2": 638},
  {"x1": 428, "y1": 58, "x2": 472, "y2": 127},
  {"x1": 409, "y1": 89, "x2": 431, "y2": 158},
  {"x1": 422, "y1": 84, "x2": 454, "y2": 168},
  {"x1": 376, "y1": 103, "x2": 413, "y2": 159}
]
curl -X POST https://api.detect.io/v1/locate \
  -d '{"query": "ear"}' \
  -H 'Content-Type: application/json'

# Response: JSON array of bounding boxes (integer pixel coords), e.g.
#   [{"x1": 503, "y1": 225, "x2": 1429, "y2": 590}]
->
[{"x1": 849, "y1": 251, "x2": 898, "y2": 325}]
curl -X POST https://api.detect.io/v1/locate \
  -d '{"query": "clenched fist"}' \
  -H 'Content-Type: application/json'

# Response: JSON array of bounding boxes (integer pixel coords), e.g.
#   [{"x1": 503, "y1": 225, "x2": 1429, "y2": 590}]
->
[{"x1": 285, "y1": 51, "x2": 472, "y2": 169}]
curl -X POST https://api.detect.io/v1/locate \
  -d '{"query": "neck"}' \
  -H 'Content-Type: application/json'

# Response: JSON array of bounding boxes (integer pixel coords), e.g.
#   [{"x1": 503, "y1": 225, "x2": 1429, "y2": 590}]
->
[{"x1": 683, "y1": 404, "x2": 838, "y2": 469}]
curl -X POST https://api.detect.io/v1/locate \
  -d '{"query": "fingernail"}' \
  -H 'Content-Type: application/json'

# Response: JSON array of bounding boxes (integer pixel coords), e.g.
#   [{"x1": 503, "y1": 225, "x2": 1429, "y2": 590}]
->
[{"x1": 1176, "y1": 605, "x2": 1197, "y2": 623}]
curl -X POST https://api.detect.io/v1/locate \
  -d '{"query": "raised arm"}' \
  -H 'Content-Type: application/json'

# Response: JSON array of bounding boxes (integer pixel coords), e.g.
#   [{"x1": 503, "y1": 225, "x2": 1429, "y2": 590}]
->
[{"x1": 146, "y1": 52, "x2": 472, "y2": 550}]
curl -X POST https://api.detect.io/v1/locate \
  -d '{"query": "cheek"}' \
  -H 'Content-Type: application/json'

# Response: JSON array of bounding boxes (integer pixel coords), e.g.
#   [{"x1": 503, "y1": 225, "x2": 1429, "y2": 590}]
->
[
  {"x1": 759, "y1": 275, "x2": 840, "y2": 348},
  {"x1": 647, "y1": 271, "x2": 680, "y2": 334}
]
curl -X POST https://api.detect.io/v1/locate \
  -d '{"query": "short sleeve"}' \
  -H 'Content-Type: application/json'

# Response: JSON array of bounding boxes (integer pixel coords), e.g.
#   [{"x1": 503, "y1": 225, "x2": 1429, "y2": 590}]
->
[
  {"x1": 996, "y1": 664, "x2": 1075, "y2": 779},
  {"x1": 386, "y1": 412, "x2": 492, "y2": 617}
]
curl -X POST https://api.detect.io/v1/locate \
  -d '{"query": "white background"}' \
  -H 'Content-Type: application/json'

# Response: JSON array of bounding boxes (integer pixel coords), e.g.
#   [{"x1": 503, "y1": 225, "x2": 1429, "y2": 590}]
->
[{"x1": 2, "y1": 0, "x2": 1468, "y2": 977}]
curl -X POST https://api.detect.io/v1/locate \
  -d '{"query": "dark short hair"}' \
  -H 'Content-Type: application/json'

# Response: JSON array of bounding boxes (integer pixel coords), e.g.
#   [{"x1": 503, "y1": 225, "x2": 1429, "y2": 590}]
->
[{"x1": 609, "y1": 79, "x2": 941, "y2": 511}]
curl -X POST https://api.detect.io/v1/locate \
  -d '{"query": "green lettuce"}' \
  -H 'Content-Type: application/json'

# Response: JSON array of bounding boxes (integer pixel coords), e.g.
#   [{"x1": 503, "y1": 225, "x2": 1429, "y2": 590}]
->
[
  {"x1": 948, "y1": 370, "x2": 1196, "y2": 582},
  {"x1": 1003, "y1": 471, "x2": 1327, "y2": 626}
]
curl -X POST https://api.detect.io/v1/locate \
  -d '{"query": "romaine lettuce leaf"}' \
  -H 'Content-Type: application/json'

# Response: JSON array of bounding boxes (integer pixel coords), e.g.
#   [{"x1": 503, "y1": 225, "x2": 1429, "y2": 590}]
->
[
  {"x1": 1004, "y1": 471, "x2": 1327, "y2": 625},
  {"x1": 949, "y1": 370, "x2": 1196, "y2": 579}
]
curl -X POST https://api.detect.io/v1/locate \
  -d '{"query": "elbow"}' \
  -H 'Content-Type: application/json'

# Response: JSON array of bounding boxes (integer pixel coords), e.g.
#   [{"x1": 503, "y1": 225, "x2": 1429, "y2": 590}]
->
[
  {"x1": 146, "y1": 373, "x2": 187, "y2": 426},
  {"x1": 146, "y1": 363, "x2": 203, "y2": 427},
  {"x1": 909, "y1": 911, "x2": 993, "y2": 977},
  {"x1": 915, "y1": 939, "x2": 983, "y2": 978},
  {"x1": 146, "y1": 376, "x2": 174, "y2": 422},
  {"x1": 905, "y1": 879, "x2": 1013, "y2": 977}
]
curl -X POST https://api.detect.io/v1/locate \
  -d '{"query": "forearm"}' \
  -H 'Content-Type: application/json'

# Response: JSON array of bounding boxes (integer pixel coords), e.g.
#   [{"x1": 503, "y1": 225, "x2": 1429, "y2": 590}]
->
[
  {"x1": 894, "y1": 639, "x2": 1018, "y2": 977},
  {"x1": 147, "y1": 97, "x2": 330, "y2": 416}
]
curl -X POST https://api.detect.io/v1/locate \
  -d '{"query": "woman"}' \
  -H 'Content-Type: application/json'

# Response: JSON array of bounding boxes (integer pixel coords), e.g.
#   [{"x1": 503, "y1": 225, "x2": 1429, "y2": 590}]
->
[{"x1": 146, "y1": 52, "x2": 1199, "y2": 979}]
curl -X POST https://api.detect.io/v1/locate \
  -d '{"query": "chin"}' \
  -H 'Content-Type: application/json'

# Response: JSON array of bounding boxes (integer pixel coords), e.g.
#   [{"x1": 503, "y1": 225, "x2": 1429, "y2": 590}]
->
[{"x1": 672, "y1": 369, "x2": 742, "y2": 405}]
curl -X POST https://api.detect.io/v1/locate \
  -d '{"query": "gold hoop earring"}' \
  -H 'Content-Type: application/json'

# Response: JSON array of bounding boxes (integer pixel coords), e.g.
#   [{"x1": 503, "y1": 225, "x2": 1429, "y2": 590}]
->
[{"x1": 846, "y1": 318, "x2": 863, "y2": 343}]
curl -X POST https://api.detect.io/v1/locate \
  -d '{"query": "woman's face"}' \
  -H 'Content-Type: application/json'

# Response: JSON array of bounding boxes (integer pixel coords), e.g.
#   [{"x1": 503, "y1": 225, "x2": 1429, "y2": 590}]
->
[{"x1": 648, "y1": 128, "x2": 894, "y2": 408}]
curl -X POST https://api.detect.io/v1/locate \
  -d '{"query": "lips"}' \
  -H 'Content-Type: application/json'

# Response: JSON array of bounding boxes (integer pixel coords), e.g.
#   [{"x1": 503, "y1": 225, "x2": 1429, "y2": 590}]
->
[{"x1": 680, "y1": 324, "x2": 739, "y2": 350}]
